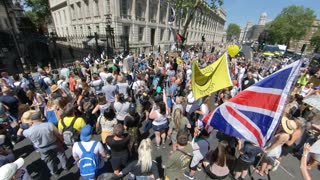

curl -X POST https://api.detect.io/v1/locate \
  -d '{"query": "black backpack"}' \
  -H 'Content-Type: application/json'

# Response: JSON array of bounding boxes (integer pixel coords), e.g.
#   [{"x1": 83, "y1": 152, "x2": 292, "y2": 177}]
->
[
  {"x1": 38, "y1": 77, "x2": 49, "y2": 91},
  {"x1": 13, "y1": 82, "x2": 30, "y2": 104},
  {"x1": 61, "y1": 117, "x2": 79, "y2": 147}
]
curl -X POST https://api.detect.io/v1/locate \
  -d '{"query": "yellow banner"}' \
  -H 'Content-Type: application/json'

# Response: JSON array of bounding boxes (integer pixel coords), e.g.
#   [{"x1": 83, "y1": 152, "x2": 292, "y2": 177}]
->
[{"x1": 192, "y1": 53, "x2": 232, "y2": 100}]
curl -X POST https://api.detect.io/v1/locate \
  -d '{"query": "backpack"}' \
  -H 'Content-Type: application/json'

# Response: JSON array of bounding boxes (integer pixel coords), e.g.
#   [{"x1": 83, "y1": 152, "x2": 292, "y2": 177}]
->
[
  {"x1": 61, "y1": 117, "x2": 79, "y2": 146},
  {"x1": 12, "y1": 82, "x2": 30, "y2": 104},
  {"x1": 38, "y1": 77, "x2": 49, "y2": 91},
  {"x1": 78, "y1": 141, "x2": 99, "y2": 179}
]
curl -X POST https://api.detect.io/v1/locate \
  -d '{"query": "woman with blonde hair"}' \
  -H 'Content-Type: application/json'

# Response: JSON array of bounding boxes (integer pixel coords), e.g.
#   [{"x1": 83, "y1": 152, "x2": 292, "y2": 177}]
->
[
  {"x1": 26, "y1": 90, "x2": 46, "y2": 115},
  {"x1": 168, "y1": 108, "x2": 191, "y2": 152},
  {"x1": 118, "y1": 138, "x2": 159, "y2": 179}
]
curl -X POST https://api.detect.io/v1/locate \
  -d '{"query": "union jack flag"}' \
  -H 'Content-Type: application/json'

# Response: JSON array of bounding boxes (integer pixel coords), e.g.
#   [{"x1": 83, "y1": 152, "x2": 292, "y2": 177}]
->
[{"x1": 202, "y1": 60, "x2": 302, "y2": 147}]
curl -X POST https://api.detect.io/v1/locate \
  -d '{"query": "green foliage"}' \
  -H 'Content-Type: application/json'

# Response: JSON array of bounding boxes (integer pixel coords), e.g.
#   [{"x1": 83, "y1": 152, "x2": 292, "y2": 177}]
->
[
  {"x1": 24, "y1": 0, "x2": 50, "y2": 29},
  {"x1": 311, "y1": 28, "x2": 320, "y2": 51},
  {"x1": 267, "y1": 5, "x2": 316, "y2": 45},
  {"x1": 164, "y1": 0, "x2": 223, "y2": 43},
  {"x1": 226, "y1": 23, "x2": 241, "y2": 41}
]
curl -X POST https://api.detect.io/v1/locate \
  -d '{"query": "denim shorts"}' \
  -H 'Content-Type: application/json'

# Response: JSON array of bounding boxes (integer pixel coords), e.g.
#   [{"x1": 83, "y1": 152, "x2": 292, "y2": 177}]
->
[{"x1": 152, "y1": 122, "x2": 168, "y2": 131}]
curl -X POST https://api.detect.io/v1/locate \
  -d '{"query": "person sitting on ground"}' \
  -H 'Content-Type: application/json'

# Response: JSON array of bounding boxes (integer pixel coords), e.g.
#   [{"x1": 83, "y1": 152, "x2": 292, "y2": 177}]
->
[{"x1": 117, "y1": 138, "x2": 160, "y2": 179}]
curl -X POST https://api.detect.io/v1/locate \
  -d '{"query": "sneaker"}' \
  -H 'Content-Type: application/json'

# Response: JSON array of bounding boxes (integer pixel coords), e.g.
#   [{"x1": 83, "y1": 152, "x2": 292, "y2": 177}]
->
[
  {"x1": 162, "y1": 143, "x2": 166, "y2": 149},
  {"x1": 184, "y1": 171, "x2": 195, "y2": 180},
  {"x1": 156, "y1": 145, "x2": 160, "y2": 149},
  {"x1": 197, "y1": 166, "x2": 202, "y2": 171},
  {"x1": 271, "y1": 159, "x2": 280, "y2": 171}
]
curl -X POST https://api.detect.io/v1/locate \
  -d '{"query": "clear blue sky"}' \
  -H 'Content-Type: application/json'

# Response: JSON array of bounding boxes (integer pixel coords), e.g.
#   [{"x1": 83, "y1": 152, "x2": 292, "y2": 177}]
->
[{"x1": 222, "y1": 0, "x2": 320, "y2": 28}]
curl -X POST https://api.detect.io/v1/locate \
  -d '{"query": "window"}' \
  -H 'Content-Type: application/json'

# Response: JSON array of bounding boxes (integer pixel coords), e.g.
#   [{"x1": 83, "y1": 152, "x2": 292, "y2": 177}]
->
[
  {"x1": 160, "y1": 29, "x2": 164, "y2": 41},
  {"x1": 168, "y1": 30, "x2": 171, "y2": 41},
  {"x1": 149, "y1": 1, "x2": 157, "y2": 22},
  {"x1": 136, "y1": 0, "x2": 145, "y2": 20},
  {"x1": 123, "y1": 26, "x2": 130, "y2": 35},
  {"x1": 160, "y1": 2, "x2": 167, "y2": 23},
  {"x1": 120, "y1": 0, "x2": 128, "y2": 17},
  {"x1": 70, "y1": 4, "x2": 75, "y2": 19},
  {"x1": 94, "y1": 0, "x2": 100, "y2": 16},
  {"x1": 96, "y1": 25, "x2": 100, "y2": 34},
  {"x1": 63, "y1": 10, "x2": 66, "y2": 24},
  {"x1": 105, "y1": 0, "x2": 110, "y2": 15},
  {"x1": 88, "y1": 26, "x2": 91, "y2": 35},
  {"x1": 77, "y1": 2, "x2": 82, "y2": 19},
  {"x1": 138, "y1": 27, "x2": 144, "y2": 41}
]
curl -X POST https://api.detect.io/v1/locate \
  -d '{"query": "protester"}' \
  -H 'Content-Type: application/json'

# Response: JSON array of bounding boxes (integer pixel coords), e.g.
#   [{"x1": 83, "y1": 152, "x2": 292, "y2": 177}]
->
[
  {"x1": 23, "y1": 111, "x2": 68, "y2": 176},
  {"x1": 96, "y1": 108, "x2": 117, "y2": 145},
  {"x1": 72, "y1": 125, "x2": 107, "y2": 179},
  {"x1": 184, "y1": 130, "x2": 210, "y2": 179},
  {"x1": 117, "y1": 138, "x2": 160, "y2": 179},
  {"x1": 165, "y1": 130, "x2": 193, "y2": 179},
  {"x1": 202, "y1": 140, "x2": 230, "y2": 179},
  {"x1": 106, "y1": 124, "x2": 130, "y2": 175},
  {"x1": 0, "y1": 158, "x2": 30, "y2": 180}
]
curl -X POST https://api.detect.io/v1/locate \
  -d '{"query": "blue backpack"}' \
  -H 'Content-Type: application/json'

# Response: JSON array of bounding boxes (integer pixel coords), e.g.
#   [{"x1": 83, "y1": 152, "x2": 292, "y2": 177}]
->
[{"x1": 78, "y1": 141, "x2": 99, "y2": 179}]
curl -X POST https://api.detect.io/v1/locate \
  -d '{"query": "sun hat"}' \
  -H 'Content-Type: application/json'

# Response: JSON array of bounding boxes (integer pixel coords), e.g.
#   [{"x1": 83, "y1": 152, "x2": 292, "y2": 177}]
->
[
  {"x1": 281, "y1": 116, "x2": 297, "y2": 134},
  {"x1": 80, "y1": 125, "x2": 92, "y2": 142},
  {"x1": 50, "y1": 84, "x2": 59, "y2": 93},
  {"x1": 117, "y1": 76, "x2": 124, "y2": 83},
  {"x1": 0, "y1": 158, "x2": 25, "y2": 180}
]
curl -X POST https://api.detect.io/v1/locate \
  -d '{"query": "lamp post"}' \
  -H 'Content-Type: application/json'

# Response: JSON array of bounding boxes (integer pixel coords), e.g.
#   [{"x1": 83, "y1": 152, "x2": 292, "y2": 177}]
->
[{"x1": 105, "y1": 14, "x2": 114, "y2": 58}]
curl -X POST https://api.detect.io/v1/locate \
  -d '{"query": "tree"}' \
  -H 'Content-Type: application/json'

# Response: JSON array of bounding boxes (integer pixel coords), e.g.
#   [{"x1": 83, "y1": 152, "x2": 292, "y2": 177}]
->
[
  {"x1": 24, "y1": 0, "x2": 50, "y2": 33},
  {"x1": 310, "y1": 28, "x2": 320, "y2": 52},
  {"x1": 163, "y1": 0, "x2": 223, "y2": 44},
  {"x1": 267, "y1": 5, "x2": 316, "y2": 47},
  {"x1": 226, "y1": 23, "x2": 241, "y2": 41}
]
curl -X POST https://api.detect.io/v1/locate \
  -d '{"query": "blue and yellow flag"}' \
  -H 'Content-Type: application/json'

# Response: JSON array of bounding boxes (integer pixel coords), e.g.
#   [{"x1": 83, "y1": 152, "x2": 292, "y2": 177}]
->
[{"x1": 192, "y1": 53, "x2": 232, "y2": 100}]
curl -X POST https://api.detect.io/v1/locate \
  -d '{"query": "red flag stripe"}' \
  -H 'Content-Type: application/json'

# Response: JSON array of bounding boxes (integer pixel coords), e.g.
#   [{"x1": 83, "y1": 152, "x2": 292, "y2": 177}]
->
[
  {"x1": 229, "y1": 90, "x2": 281, "y2": 112},
  {"x1": 226, "y1": 105, "x2": 263, "y2": 146}
]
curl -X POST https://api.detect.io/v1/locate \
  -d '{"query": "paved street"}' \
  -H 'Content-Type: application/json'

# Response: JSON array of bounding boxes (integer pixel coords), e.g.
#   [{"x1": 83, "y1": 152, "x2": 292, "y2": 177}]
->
[{"x1": 13, "y1": 128, "x2": 320, "y2": 180}]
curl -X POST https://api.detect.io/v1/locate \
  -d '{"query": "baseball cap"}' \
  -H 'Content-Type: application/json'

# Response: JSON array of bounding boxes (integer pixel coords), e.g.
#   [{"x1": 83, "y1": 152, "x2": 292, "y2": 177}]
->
[
  {"x1": 0, "y1": 158, "x2": 25, "y2": 180},
  {"x1": 80, "y1": 125, "x2": 92, "y2": 142}
]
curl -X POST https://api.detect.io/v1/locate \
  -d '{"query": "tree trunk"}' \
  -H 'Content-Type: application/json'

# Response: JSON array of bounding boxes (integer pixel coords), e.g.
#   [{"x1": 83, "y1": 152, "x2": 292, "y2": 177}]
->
[{"x1": 181, "y1": 0, "x2": 201, "y2": 44}]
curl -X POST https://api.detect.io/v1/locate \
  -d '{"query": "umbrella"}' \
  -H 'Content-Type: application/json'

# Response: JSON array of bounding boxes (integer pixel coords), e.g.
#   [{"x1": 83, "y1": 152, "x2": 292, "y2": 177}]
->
[{"x1": 303, "y1": 95, "x2": 320, "y2": 111}]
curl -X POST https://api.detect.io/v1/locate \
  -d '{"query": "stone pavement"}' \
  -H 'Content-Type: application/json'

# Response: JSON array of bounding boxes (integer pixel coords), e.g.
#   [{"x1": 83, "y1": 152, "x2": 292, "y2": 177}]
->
[{"x1": 12, "y1": 128, "x2": 320, "y2": 180}]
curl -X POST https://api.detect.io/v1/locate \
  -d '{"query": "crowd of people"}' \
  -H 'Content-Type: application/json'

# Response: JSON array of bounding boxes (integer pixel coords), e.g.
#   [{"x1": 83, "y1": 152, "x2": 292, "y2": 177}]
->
[{"x1": 0, "y1": 48, "x2": 319, "y2": 180}]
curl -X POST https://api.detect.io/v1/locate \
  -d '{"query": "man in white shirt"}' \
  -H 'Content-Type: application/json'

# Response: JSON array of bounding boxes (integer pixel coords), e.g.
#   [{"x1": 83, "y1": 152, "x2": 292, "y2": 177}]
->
[
  {"x1": 72, "y1": 125, "x2": 106, "y2": 178},
  {"x1": 60, "y1": 64, "x2": 70, "y2": 79}
]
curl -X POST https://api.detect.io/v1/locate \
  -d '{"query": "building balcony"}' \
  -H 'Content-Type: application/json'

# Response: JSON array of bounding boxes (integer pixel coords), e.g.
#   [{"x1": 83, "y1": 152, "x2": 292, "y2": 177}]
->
[
  {"x1": 121, "y1": 15, "x2": 132, "y2": 20},
  {"x1": 136, "y1": 16, "x2": 145, "y2": 21},
  {"x1": 150, "y1": 19, "x2": 157, "y2": 23}
]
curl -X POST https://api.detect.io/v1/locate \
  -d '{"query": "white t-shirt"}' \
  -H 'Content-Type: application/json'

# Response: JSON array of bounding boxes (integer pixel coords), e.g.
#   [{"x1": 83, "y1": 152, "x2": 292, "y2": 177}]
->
[
  {"x1": 114, "y1": 102, "x2": 130, "y2": 121},
  {"x1": 97, "y1": 116, "x2": 117, "y2": 131},
  {"x1": 72, "y1": 140, "x2": 105, "y2": 168},
  {"x1": 13, "y1": 81, "x2": 27, "y2": 92}
]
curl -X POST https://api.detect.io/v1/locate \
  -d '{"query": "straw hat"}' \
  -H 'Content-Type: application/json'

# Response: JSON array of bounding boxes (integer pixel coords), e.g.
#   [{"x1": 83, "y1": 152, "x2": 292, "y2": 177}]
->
[
  {"x1": 117, "y1": 76, "x2": 124, "y2": 83},
  {"x1": 51, "y1": 84, "x2": 59, "y2": 93},
  {"x1": 281, "y1": 116, "x2": 297, "y2": 134}
]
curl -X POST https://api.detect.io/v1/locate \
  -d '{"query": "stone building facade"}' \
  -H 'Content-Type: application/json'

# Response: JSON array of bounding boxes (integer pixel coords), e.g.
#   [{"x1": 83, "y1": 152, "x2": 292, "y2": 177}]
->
[{"x1": 49, "y1": 0, "x2": 226, "y2": 53}]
